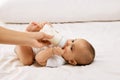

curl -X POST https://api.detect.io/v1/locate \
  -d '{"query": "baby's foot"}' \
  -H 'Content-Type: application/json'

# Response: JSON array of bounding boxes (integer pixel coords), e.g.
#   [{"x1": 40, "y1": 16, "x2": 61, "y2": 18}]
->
[
  {"x1": 26, "y1": 22, "x2": 41, "y2": 32},
  {"x1": 26, "y1": 22, "x2": 49, "y2": 32}
]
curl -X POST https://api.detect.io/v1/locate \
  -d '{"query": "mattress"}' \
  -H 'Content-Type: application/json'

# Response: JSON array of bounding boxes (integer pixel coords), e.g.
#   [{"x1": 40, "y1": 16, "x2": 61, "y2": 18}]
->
[{"x1": 0, "y1": 22, "x2": 120, "y2": 80}]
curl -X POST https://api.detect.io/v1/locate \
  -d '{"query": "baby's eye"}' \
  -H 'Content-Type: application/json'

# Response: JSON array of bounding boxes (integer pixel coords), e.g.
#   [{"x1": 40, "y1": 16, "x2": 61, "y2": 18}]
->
[
  {"x1": 71, "y1": 46, "x2": 73, "y2": 51},
  {"x1": 72, "y1": 40, "x2": 74, "y2": 43}
]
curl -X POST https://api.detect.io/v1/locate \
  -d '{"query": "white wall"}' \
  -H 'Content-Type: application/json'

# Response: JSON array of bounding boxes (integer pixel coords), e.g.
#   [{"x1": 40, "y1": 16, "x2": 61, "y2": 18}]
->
[{"x1": 0, "y1": 0, "x2": 120, "y2": 23}]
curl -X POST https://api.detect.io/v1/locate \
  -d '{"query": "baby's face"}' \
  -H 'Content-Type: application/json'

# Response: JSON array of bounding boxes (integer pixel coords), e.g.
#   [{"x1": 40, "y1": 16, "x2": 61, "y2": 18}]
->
[{"x1": 62, "y1": 39, "x2": 92, "y2": 65}]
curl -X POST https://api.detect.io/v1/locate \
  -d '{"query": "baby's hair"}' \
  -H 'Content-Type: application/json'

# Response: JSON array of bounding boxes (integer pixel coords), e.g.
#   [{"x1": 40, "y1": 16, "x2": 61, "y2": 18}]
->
[
  {"x1": 77, "y1": 40, "x2": 95, "y2": 66},
  {"x1": 87, "y1": 42, "x2": 95, "y2": 64}
]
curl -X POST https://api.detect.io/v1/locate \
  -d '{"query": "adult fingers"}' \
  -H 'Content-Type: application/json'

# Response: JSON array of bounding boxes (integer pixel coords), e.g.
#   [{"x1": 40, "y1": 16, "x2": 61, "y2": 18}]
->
[
  {"x1": 41, "y1": 32, "x2": 53, "y2": 40},
  {"x1": 33, "y1": 40, "x2": 46, "y2": 48}
]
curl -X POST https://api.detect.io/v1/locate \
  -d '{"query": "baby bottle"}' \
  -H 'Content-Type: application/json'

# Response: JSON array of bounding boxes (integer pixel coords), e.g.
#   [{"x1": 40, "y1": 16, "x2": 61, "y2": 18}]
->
[{"x1": 40, "y1": 24, "x2": 67, "y2": 48}]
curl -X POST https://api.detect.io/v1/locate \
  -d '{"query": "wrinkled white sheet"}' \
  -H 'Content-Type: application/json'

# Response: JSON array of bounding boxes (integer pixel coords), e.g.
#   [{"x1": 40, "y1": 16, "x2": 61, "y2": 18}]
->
[{"x1": 0, "y1": 22, "x2": 120, "y2": 80}]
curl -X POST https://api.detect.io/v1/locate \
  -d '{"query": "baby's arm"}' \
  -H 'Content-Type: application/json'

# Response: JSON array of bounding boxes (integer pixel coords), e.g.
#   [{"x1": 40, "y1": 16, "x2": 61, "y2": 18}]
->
[
  {"x1": 35, "y1": 47, "x2": 64, "y2": 66},
  {"x1": 52, "y1": 47, "x2": 64, "y2": 56},
  {"x1": 35, "y1": 48, "x2": 53, "y2": 66}
]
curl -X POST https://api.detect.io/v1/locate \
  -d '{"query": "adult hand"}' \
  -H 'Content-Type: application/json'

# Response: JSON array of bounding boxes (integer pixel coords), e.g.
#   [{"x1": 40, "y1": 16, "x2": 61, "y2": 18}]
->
[
  {"x1": 0, "y1": 26, "x2": 52, "y2": 48},
  {"x1": 28, "y1": 32, "x2": 53, "y2": 48}
]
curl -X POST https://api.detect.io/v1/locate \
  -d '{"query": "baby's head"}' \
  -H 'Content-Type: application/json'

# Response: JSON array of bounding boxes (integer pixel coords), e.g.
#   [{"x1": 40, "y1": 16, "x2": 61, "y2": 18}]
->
[{"x1": 62, "y1": 38, "x2": 95, "y2": 65}]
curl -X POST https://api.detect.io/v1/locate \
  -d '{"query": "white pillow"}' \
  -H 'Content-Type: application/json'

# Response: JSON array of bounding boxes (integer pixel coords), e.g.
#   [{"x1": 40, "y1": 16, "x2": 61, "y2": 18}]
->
[{"x1": 0, "y1": 0, "x2": 120, "y2": 23}]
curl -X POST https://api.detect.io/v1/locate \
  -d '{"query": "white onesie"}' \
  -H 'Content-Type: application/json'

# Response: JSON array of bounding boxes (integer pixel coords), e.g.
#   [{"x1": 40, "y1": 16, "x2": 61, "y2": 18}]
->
[{"x1": 33, "y1": 47, "x2": 66, "y2": 68}]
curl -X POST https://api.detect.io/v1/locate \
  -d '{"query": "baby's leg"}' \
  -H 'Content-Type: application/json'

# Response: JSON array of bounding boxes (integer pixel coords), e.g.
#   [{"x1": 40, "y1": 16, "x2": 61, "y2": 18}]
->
[
  {"x1": 15, "y1": 23, "x2": 39, "y2": 65},
  {"x1": 15, "y1": 22, "x2": 48, "y2": 65},
  {"x1": 15, "y1": 46, "x2": 34, "y2": 65}
]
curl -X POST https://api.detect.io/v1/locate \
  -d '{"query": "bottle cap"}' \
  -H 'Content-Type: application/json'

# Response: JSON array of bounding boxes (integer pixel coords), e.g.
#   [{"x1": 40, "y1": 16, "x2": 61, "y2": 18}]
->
[{"x1": 58, "y1": 37, "x2": 67, "y2": 48}]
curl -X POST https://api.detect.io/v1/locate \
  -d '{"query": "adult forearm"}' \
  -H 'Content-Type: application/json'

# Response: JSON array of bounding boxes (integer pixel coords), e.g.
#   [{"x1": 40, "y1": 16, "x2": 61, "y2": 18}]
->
[{"x1": 0, "y1": 27, "x2": 32, "y2": 46}]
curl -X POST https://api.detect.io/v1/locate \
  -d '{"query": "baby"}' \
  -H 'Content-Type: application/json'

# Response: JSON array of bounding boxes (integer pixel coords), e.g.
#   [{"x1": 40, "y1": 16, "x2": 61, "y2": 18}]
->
[{"x1": 15, "y1": 22, "x2": 95, "y2": 67}]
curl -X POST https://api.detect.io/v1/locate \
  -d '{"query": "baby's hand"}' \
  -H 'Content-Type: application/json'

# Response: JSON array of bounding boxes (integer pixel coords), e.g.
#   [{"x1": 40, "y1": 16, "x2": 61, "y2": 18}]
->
[{"x1": 52, "y1": 47, "x2": 64, "y2": 56}]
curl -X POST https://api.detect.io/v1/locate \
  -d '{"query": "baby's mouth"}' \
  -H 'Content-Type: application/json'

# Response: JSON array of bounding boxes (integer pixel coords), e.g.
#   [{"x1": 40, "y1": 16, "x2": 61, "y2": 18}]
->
[
  {"x1": 62, "y1": 47, "x2": 67, "y2": 56},
  {"x1": 62, "y1": 44, "x2": 67, "y2": 49}
]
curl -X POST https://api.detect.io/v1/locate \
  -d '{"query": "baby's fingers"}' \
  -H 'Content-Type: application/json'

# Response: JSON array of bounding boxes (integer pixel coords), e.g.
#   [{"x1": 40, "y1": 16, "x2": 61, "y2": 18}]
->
[{"x1": 53, "y1": 47, "x2": 64, "y2": 55}]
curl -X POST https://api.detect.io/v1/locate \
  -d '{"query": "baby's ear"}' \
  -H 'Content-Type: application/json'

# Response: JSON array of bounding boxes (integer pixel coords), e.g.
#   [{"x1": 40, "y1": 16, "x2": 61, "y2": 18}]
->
[{"x1": 68, "y1": 60, "x2": 77, "y2": 65}]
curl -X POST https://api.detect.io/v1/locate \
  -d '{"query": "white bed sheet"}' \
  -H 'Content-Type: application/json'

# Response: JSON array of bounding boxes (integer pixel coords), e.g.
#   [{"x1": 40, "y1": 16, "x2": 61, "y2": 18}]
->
[{"x1": 0, "y1": 22, "x2": 120, "y2": 80}]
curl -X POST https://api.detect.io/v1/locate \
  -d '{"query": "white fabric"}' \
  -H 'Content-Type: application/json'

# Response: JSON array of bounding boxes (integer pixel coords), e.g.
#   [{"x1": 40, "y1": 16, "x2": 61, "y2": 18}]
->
[
  {"x1": 0, "y1": 0, "x2": 120, "y2": 23},
  {"x1": 46, "y1": 55, "x2": 65, "y2": 68},
  {"x1": 33, "y1": 47, "x2": 66, "y2": 67},
  {"x1": 0, "y1": 22, "x2": 120, "y2": 80}
]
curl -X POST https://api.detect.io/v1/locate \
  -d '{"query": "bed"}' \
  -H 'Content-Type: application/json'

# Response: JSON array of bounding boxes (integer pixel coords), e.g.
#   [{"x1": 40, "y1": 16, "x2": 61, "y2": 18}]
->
[
  {"x1": 0, "y1": 0, "x2": 120, "y2": 80},
  {"x1": 0, "y1": 22, "x2": 120, "y2": 80}
]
